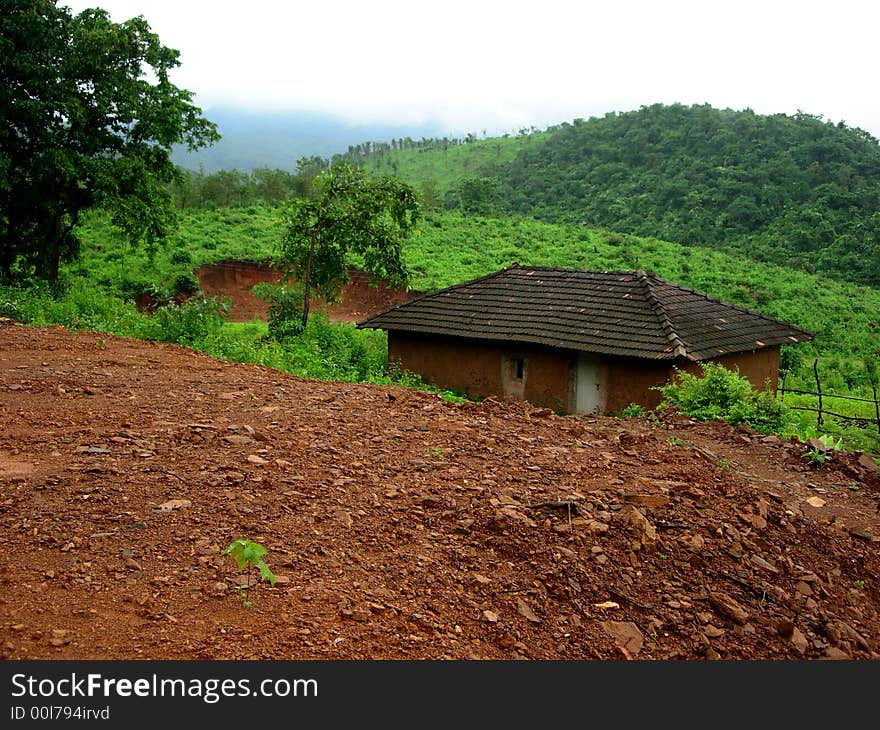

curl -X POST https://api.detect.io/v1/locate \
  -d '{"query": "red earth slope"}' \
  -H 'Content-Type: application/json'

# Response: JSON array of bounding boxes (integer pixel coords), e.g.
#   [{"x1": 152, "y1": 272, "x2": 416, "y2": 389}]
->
[{"x1": 1, "y1": 324, "x2": 878, "y2": 659}]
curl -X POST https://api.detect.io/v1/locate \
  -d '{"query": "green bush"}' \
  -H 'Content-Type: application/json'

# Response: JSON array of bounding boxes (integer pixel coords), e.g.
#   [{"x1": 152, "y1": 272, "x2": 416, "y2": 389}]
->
[
  {"x1": 618, "y1": 403, "x2": 645, "y2": 418},
  {"x1": 251, "y1": 282, "x2": 304, "y2": 340},
  {"x1": 658, "y1": 362, "x2": 786, "y2": 434},
  {"x1": 143, "y1": 296, "x2": 229, "y2": 345},
  {"x1": 171, "y1": 273, "x2": 199, "y2": 297}
]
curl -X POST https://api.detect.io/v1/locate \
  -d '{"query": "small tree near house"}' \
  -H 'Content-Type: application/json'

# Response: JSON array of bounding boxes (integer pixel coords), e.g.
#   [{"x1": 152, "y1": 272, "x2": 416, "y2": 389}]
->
[{"x1": 278, "y1": 162, "x2": 422, "y2": 331}]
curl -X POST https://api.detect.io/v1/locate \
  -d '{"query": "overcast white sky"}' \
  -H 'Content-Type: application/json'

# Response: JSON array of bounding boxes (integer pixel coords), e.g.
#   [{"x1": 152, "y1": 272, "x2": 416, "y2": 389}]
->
[{"x1": 62, "y1": 0, "x2": 880, "y2": 138}]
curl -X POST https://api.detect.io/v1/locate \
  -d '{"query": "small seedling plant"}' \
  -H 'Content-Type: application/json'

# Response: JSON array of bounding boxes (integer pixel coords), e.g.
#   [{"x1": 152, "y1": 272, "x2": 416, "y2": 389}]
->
[{"x1": 223, "y1": 538, "x2": 276, "y2": 607}]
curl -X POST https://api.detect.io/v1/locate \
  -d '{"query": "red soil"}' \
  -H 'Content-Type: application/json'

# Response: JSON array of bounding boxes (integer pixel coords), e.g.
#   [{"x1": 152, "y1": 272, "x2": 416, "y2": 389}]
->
[
  {"x1": 194, "y1": 261, "x2": 422, "y2": 323},
  {"x1": 1, "y1": 323, "x2": 878, "y2": 660}
]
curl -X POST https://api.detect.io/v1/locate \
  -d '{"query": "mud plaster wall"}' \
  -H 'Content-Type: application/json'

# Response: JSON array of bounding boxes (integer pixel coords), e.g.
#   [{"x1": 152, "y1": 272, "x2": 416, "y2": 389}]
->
[
  {"x1": 600, "y1": 347, "x2": 781, "y2": 413},
  {"x1": 195, "y1": 261, "x2": 422, "y2": 323},
  {"x1": 391, "y1": 333, "x2": 782, "y2": 415},
  {"x1": 599, "y1": 357, "x2": 673, "y2": 413},
  {"x1": 699, "y1": 347, "x2": 781, "y2": 393},
  {"x1": 388, "y1": 333, "x2": 573, "y2": 411}
]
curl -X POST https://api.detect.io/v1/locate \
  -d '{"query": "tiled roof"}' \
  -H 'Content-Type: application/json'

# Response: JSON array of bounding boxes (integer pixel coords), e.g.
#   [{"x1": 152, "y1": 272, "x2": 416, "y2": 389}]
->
[{"x1": 358, "y1": 264, "x2": 814, "y2": 360}]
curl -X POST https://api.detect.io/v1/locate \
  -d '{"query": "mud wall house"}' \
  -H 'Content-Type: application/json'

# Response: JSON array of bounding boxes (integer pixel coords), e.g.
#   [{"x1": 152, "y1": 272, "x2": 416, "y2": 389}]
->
[{"x1": 358, "y1": 264, "x2": 814, "y2": 414}]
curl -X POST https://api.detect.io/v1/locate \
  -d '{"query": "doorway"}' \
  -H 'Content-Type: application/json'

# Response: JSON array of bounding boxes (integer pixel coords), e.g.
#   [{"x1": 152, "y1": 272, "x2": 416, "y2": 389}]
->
[{"x1": 575, "y1": 353, "x2": 600, "y2": 413}]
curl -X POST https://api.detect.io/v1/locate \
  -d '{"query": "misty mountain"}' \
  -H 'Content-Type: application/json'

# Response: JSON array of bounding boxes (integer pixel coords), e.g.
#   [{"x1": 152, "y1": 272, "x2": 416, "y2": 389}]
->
[{"x1": 171, "y1": 107, "x2": 448, "y2": 172}]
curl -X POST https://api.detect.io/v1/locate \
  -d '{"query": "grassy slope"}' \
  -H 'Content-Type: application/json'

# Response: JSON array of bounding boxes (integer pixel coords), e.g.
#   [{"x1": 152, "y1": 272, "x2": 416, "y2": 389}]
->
[
  {"x1": 74, "y1": 207, "x2": 880, "y2": 382},
  {"x1": 359, "y1": 132, "x2": 546, "y2": 198}
]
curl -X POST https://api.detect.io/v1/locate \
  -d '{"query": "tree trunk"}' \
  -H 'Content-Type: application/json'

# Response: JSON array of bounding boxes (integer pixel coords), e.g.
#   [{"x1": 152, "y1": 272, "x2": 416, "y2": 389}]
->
[
  {"x1": 299, "y1": 222, "x2": 320, "y2": 330},
  {"x1": 47, "y1": 211, "x2": 63, "y2": 284}
]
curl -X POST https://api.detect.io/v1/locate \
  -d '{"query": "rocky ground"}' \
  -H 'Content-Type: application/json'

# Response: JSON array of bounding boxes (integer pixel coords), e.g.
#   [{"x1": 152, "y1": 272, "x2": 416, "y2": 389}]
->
[{"x1": 1, "y1": 323, "x2": 878, "y2": 660}]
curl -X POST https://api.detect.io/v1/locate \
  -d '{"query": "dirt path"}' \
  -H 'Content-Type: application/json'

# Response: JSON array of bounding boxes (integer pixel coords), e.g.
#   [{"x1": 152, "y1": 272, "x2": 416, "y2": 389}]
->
[{"x1": 1, "y1": 324, "x2": 878, "y2": 660}]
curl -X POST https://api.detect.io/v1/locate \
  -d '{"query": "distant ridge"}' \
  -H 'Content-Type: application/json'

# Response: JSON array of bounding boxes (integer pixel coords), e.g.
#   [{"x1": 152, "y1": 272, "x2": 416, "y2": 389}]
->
[{"x1": 172, "y1": 107, "x2": 448, "y2": 172}]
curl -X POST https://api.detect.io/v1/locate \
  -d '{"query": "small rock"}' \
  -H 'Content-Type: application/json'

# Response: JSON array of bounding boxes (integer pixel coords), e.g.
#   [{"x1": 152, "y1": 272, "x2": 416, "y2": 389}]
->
[
  {"x1": 124, "y1": 558, "x2": 142, "y2": 572},
  {"x1": 588, "y1": 520, "x2": 610, "y2": 534},
  {"x1": 857, "y1": 453, "x2": 878, "y2": 473},
  {"x1": 750, "y1": 554, "x2": 779, "y2": 574},
  {"x1": 154, "y1": 499, "x2": 191, "y2": 512},
  {"x1": 516, "y1": 598, "x2": 541, "y2": 624},
  {"x1": 600, "y1": 621, "x2": 644, "y2": 659},
  {"x1": 625, "y1": 507, "x2": 658, "y2": 552},
  {"x1": 76, "y1": 446, "x2": 110, "y2": 455},
  {"x1": 849, "y1": 526, "x2": 874, "y2": 542},
  {"x1": 795, "y1": 581, "x2": 813, "y2": 596},
  {"x1": 708, "y1": 591, "x2": 749, "y2": 625},
  {"x1": 623, "y1": 494, "x2": 671, "y2": 508},
  {"x1": 703, "y1": 625, "x2": 725, "y2": 638},
  {"x1": 482, "y1": 610, "x2": 499, "y2": 623},
  {"x1": 824, "y1": 646, "x2": 850, "y2": 660},
  {"x1": 247, "y1": 454, "x2": 269, "y2": 466},
  {"x1": 593, "y1": 601, "x2": 620, "y2": 610},
  {"x1": 211, "y1": 582, "x2": 229, "y2": 594},
  {"x1": 223, "y1": 435, "x2": 255, "y2": 445},
  {"x1": 791, "y1": 627, "x2": 808, "y2": 655}
]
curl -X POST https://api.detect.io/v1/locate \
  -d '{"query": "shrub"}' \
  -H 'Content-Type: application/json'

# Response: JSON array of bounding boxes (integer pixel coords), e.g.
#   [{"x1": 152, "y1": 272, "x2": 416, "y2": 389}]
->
[
  {"x1": 251, "y1": 282, "x2": 304, "y2": 339},
  {"x1": 143, "y1": 296, "x2": 229, "y2": 345},
  {"x1": 658, "y1": 362, "x2": 786, "y2": 434},
  {"x1": 170, "y1": 273, "x2": 199, "y2": 297},
  {"x1": 618, "y1": 403, "x2": 645, "y2": 418}
]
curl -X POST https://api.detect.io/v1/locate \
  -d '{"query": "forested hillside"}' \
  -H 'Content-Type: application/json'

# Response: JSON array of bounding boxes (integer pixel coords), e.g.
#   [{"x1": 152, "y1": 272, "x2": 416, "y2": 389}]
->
[{"x1": 357, "y1": 104, "x2": 880, "y2": 286}]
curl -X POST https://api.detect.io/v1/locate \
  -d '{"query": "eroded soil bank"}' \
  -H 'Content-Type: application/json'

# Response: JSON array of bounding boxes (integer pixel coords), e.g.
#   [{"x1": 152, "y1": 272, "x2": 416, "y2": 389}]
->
[{"x1": 194, "y1": 261, "x2": 422, "y2": 322}]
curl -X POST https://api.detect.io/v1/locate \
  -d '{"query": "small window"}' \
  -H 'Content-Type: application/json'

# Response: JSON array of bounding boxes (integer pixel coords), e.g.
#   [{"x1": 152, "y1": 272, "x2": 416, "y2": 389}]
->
[{"x1": 512, "y1": 357, "x2": 525, "y2": 380}]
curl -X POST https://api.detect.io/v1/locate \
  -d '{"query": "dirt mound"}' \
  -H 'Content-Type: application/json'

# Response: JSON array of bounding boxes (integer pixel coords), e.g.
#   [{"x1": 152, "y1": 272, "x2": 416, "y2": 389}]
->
[
  {"x1": 1, "y1": 325, "x2": 878, "y2": 660},
  {"x1": 195, "y1": 261, "x2": 422, "y2": 323}
]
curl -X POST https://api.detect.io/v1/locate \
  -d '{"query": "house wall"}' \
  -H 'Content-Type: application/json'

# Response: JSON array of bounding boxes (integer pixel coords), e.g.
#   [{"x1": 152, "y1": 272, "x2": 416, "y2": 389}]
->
[
  {"x1": 387, "y1": 333, "x2": 781, "y2": 415},
  {"x1": 700, "y1": 347, "x2": 781, "y2": 392},
  {"x1": 599, "y1": 357, "x2": 673, "y2": 413},
  {"x1": 387, "y1": 333, "x2": 573, "y2": 412}
]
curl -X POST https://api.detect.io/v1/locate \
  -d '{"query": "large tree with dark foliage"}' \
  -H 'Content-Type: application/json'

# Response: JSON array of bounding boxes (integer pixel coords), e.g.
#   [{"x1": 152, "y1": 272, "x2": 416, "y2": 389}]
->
[{"x1": 0, "y1": 0, "x2": 218, "y2": 281}]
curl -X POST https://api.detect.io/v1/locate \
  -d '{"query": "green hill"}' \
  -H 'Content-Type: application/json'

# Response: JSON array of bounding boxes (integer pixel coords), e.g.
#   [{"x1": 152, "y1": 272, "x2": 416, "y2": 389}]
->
[{"x1": 353, "y1": 104, "x2": 880, "y2": 287}]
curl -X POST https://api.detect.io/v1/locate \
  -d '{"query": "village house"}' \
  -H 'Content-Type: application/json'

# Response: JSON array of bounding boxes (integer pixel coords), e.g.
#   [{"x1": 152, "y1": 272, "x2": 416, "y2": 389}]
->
[{"x1": 358, "y1": 264, "x2": 814, "y2": 414}]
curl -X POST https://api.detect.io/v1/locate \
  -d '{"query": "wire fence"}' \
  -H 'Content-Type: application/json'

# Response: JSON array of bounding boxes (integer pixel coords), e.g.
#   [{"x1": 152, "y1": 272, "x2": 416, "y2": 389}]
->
[{"x1": 779, "y1": 359, "x2": 880, "y2": 432}]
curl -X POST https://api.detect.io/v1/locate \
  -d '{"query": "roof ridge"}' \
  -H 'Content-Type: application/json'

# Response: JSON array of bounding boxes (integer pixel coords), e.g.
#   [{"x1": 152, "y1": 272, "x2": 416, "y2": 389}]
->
[
  {"x1": 357, "y1": 263, "x2": 519, "y2": 328},
  {"x1": 643, "y1": 271, "x2": 814, "y2": 338},
  {"x1": 637, "y1": 269, "x2": 691, "y2": 360}
]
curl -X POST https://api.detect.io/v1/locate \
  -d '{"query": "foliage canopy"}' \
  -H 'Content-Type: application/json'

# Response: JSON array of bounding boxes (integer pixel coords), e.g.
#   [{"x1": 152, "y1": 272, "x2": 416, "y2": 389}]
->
[
  {"x1": 278, "y1": 162, "x2": 421, "y2": 329},
  {"x1": 355, "y1": 104, "x2": 880, "y2": 287},
  {"x1": 0, "y1": 0, "x2": 218, "y2": 281}
]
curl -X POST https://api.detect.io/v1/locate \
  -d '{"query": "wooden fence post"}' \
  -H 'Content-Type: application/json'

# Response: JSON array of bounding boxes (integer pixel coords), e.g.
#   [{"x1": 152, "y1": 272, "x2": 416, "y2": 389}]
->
[
  {"x1": 873, "y1": 380, "x2": 879, "y2": 434},
  {"x1": 813, "y1": 359, "x2": 823, "y2": 429}
]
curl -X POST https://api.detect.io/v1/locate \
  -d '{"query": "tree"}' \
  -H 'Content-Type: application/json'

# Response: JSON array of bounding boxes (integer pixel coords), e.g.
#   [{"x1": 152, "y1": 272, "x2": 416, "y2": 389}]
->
[
  {"x1": 278, "y1": 162, "x2": 421, "y2": 330},
  {"x1": 0, "y1": 0, "x2": 218, "y2": 282}
]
